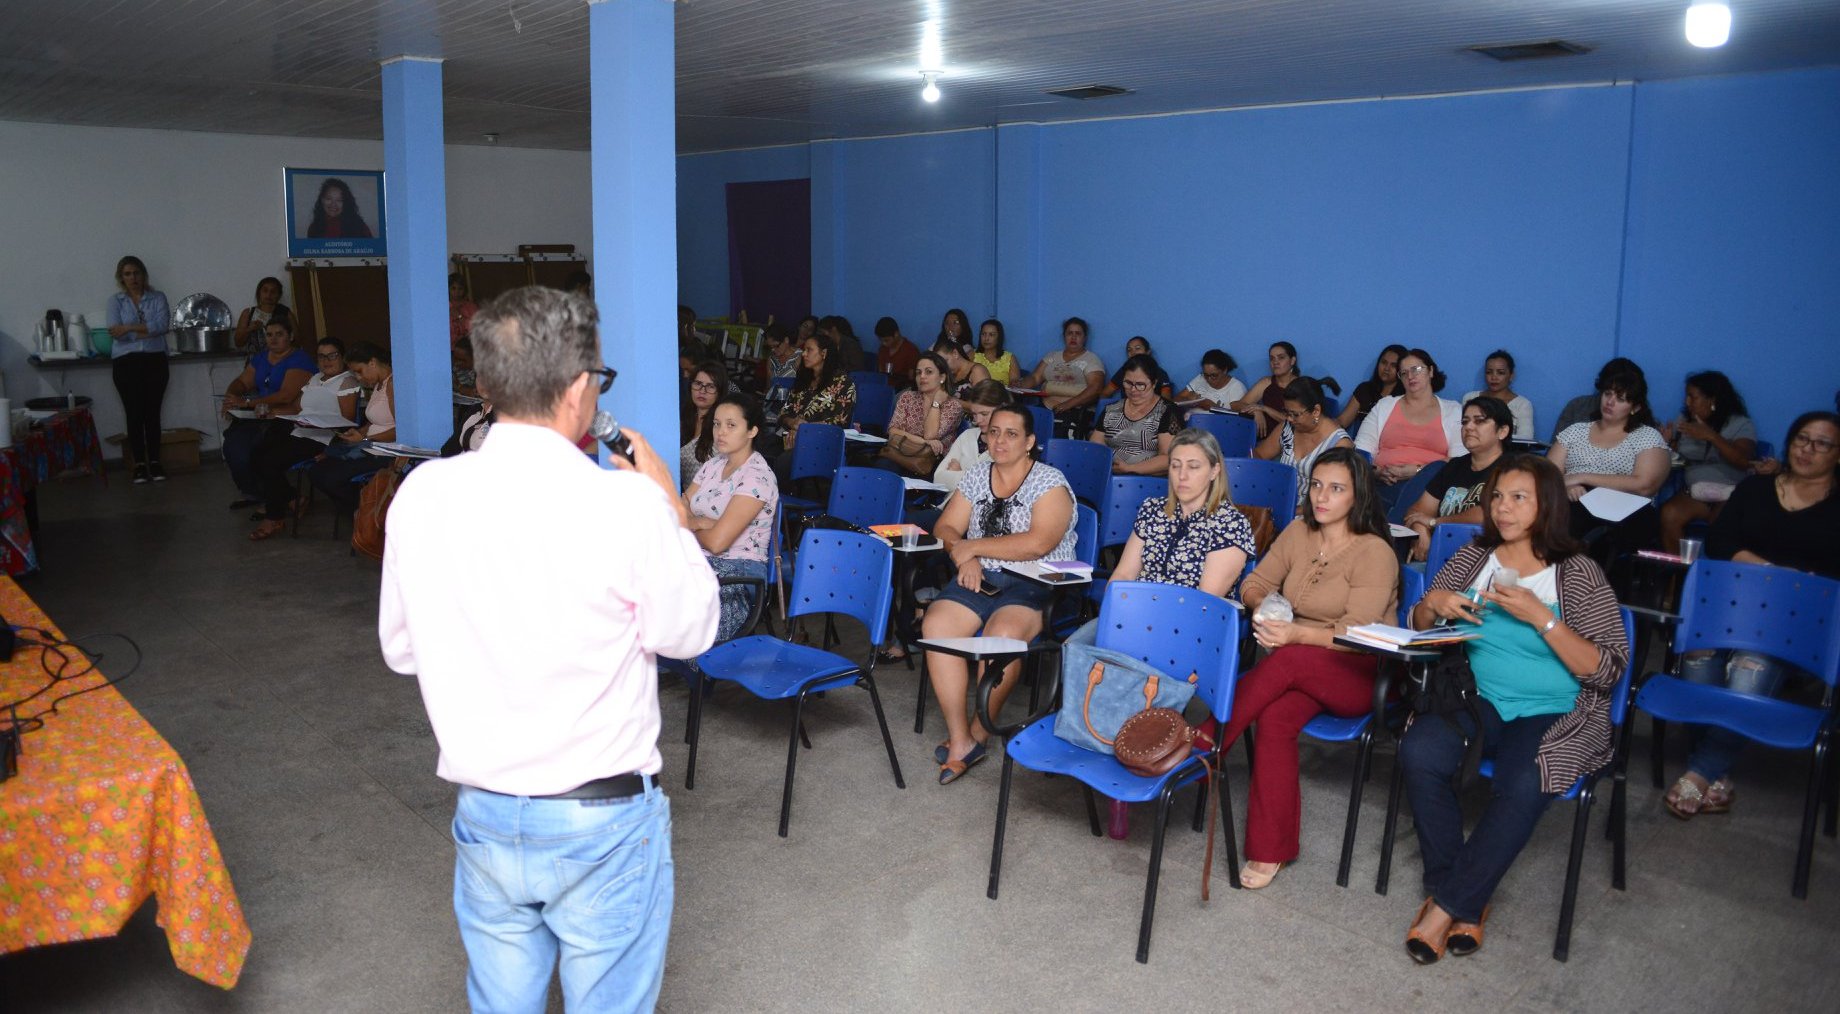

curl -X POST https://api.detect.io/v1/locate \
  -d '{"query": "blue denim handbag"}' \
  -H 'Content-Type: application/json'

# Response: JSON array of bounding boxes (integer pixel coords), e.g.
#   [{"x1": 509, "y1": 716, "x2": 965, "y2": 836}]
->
[{"x1": 1052, "y1": 641, "x2": 1198, "y2": 755}]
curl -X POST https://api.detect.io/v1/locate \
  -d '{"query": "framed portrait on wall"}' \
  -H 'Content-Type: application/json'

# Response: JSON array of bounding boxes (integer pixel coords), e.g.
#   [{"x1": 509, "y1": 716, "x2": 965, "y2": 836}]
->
[{"x1": 285, "y1": 168, "x2": 387, "y2": 258}]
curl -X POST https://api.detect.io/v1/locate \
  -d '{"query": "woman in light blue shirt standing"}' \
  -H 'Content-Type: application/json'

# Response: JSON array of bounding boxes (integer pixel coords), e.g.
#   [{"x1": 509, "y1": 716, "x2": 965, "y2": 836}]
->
[{"x1": 105, "y1": 255, "x2": 172, "y2": 483}]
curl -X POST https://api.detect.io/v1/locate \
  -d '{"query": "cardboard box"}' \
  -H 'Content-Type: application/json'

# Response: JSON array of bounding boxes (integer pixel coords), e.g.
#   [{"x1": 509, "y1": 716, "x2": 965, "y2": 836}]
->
[{"x1": 106, "y1": 427, "x2": 203, "y2": 473}]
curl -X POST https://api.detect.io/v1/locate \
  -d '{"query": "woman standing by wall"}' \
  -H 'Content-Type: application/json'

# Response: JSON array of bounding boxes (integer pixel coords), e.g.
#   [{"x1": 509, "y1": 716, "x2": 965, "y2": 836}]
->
[{"x1": 105, "y1": 255, "x2": 171, "y2": 483}]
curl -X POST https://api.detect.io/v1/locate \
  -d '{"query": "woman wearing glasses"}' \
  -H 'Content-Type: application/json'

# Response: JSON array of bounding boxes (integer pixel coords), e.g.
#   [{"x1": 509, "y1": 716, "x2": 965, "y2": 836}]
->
[
  {"x1": 247, "y1": 337, "x2": 361, "y2": 540},
  {"x1": 921, "y1": 405, "x2": 1078, "y2": 785},
  {"x1": 1089, "y1": 355, "x2": 1185, "y2": 475},
  {"x1": 1662, "y1": 410, "x2": 1840, "y2": 819},
  {"x1": 680, "y1": 361, "x2": 730, "y2": 485},
  {"x1": 1399, "y1": 396, "x2": 1514, "y2": 562},
  {"x1": 1355, "y1": 347, "x2": 1463, "y2": 512},
  {"x1": 1253, "y1": 376, "x2": 1354, "y2": 511},
  {"x1": 306, "y1": 342, "x2": 395, "y2": 517}
]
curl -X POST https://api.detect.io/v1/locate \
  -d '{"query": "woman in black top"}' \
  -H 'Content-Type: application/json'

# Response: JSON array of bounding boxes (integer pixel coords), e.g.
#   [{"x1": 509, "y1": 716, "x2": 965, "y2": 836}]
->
[
  {"x1": 1400, "y1": 396, "x2": 1512, "y2": 561},
  {"x1": 1337, "y1": 344, "x2": 1408, "y2": 433}
]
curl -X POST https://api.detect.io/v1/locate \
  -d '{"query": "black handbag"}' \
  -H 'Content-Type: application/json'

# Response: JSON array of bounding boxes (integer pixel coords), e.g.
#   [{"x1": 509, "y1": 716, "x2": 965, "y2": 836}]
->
[{"x1": 1408, "y1": 644, "x2": 1488, "y2": 792}]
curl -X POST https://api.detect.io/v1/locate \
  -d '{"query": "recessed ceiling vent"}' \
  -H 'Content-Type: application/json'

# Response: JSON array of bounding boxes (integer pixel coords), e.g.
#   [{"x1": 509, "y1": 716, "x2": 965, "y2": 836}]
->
[
  {"x1": 1046, "y1": 84, "x2": 1132, "y2": 100},
  {"x1": 1467, "y1": 39, "x2": 1592, "y2": 62}
]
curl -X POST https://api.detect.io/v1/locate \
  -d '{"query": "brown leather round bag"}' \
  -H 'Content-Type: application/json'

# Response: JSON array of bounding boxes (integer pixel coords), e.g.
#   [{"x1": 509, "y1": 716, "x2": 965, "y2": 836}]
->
[{"x1": 1113, "y1": 708, "x2": 1195, "y2": 777}]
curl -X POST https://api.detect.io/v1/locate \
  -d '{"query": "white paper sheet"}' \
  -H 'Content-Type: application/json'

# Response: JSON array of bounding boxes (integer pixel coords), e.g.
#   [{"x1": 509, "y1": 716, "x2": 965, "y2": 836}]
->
[
  {"x1": 278, "y1": 412, "x2": 357, "y2": 429},
  {"x1": 843, "y1": 430, "x2": 887, "y2": 444},
  {"x1": 916, "y1": 636, "x2": 1032, "y2": 656},
  {"x1": 1580, "y1": 486, "x2": 1650, "y2": 523},
  {"x1": 902, "y1": 477, "x2": 946, "y2": 492}
]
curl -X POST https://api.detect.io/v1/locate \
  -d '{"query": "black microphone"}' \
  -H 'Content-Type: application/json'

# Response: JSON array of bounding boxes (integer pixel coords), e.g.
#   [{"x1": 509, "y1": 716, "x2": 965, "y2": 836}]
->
[{"x1": 588, "y1": 410, "x2": 634, "y2": 462}]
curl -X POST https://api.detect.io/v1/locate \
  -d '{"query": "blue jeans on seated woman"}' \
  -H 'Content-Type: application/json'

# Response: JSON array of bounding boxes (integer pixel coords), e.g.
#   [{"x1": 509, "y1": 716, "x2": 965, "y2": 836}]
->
[
  {"x1": 1678, "y1": 650, "x2": 1791, "y2": 784},
  {"x1": 452, "y1": 782, "x2": 673, "y2": 1014},
  {"x1": 707, "y1": 555, "x2": 768, "y2": 642},
  {"x1": 1400, "y1": 698, "x2": 1562, "y2": 924}
]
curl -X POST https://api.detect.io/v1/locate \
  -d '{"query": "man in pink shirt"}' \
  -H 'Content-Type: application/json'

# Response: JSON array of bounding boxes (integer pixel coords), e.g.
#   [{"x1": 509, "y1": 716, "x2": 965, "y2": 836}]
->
[{"x1": 379, "y1": 286, "x2": 718, "y2": 1012}]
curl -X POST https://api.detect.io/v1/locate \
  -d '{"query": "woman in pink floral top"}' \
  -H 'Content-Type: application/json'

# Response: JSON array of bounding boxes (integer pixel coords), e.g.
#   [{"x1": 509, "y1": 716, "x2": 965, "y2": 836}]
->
[{"x1": 684, "y1": 392, "x2": 779, "y2": 640}]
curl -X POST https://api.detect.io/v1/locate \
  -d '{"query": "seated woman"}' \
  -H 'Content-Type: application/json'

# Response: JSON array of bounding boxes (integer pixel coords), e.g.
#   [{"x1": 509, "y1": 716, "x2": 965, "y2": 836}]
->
[
  {"x1": 1337, "y1": 344, "x2": 1407, "y2": 434},
  {"x1": 937, "y1": 307, "x2": 973, "y2": 354},
  {"x1": 448, "y1": 273, "x2": 477, "y2": 346},
  {"x1": 1355, "y1": 347, "x2": 1462, "y2": 513},
  {"x1": 1231, "y1": 341, "x2": 1304, "y2": 437},
  {"x1": 971, "y1": 318, "x2": 1019, "y2": 387},
  {"x1": 1547, "y1": 368, "x2": 1669, "y2": 552},
  {"x1": 1253, "y1": 376, "x2": 1353, "y2": 512},
  {"x1": 1089, "y1": 355, "x2": 1184, "y2": 475},
  {"x1": 307, "y1": 342, "x2": 394, "y2": 516},
  {"x1": 684, "y1": 393, "x2": 780, "y2": 642},
  {"x1": 221, "y1": 317, "x2": 314, "y2": 509},
  {"x1": 1212, "y1": 447, "x2": 1399, "y2": 888},
  {"x1": 247, "y1": 337, "x2": 362, "y2": 540},
  {"x1": 1020, "y1": 317, "x2": 1105, "y2": 433},
  {"x1": 933, "y1": 381, "x2": 1011, "y2": 493},
  {"x1": 1400, "y1": 454, "x2": 1629, "y2": 963},
  {"x1": 932, "y1": 338, "x2": 990, "y2": 398},
  {"x1": 878, "y1": 352, "x2": 965, "y2": 477},
  {"x1": 921, "y1": 405, "x2": 1078, "y2": 785},
  {"x1": 1400, "y1": 396, "x2": 1513, "y2": 561},
  {"x1": 1100, "y1": 337, "x2": 1173, "y2": 399},
  {"x1": 772, "y1": 332, "x2": 857, "y2": 480},
  {"x1": 1662, "y1": 410, "x2": 1839, "y2": 818},
  {"x1": 759, "y1": 324, "x2": 801, "y2": 426},
  {"x1": 1459, "y1": 349, "x2": 1535, "y2": 441},
  {"x1": 232, "y1": 276, "x2": 291, "y2": 352},
  {"x1": 681, "y1": 360, "x2": 729, "y2": 484},
  {"x1": 1657, "y1": 371, "x2": 1757, "y2": 553},
  {"x1": 1181, "y1": 348, "x2": 1247, "y2": 411}
]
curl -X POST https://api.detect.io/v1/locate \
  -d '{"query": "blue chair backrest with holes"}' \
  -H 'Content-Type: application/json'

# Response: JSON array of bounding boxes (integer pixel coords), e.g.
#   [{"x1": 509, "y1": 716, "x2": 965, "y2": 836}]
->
[
  {"x1": 788, "y1": 423, "x2": 844, "y2": 483},
  {"x1": 1426, "y1": 523, "x2": 1482, "y2": 584},
  {"x1": 848, "y1": 370, "x2": 888, "y2": 389},
  {"x1": 1675, "y1": 560, "x2": 1840, "y2": 680},
  {"x1": 1100, "y1": 475, "x2": 1166, "y2": 550},
  {"x1": 852, "y1": 383, "x2": 895, "y2": 434},
  {"x1": 1187, "y1": 412, "x2": 1256, "y2": 459},
  {"x1": 1073, "y1": 503, "x2": 1099, "y2": 568},
  {"x1": 825, "y1": 466, "x2": 906, "y2": 529},
  {"x1": 1093, "y1": 581, "x2": 1242, "y2": 723},
  {"x1": 1223, "y1": 457, "x2": 1298, "y2": 532},
  {"x1": 1044, "y1": 438, "x2": 1113, "y2": 510},
  {"x1": 786, "y1": 529, "x2": 894, "y2": 637},
  {"x1": 1025, "y1": 403, "x2": 1054, "y2": 444}
]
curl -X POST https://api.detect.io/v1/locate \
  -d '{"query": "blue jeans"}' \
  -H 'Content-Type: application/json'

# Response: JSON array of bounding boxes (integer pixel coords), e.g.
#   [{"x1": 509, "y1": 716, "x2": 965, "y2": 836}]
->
[
  {"x1": 1678, "y1": 650, "x2": 1790, "y2": 783},
  {"x1": 1400, "y1": 699, "x2": 1561, "y2": 923},
  {"x1": 451, "y1": 782, "x2": 674, "y2": 1014},
  {"x1": 707, "y1": 555, "x2": 767, "y2": 642}
]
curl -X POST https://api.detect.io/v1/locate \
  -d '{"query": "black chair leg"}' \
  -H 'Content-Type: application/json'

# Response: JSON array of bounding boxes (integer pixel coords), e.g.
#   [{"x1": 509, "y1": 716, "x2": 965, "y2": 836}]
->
[
  {"x1": 1554, "y1": 782, "x2": 1595, "y2": 962},
  {"x1": 1824, "y1": 743, "x2": 1839, "y2": 839},
  {"x1": 685, "y1": 671, "x2": 704, "y2": 791},
  {"x1": 988, "y1": 752, "x2": 1016, "y2": 900},
  {"x1": 1792, "y1": 737, "x2": 1828, "y2": 899},
  {"x1": 1613, "y1": 767, "x2": 1629, "y2": 892},
  {"x1": 1337, "y1": 728, "x2": 1374, "y2": 888},
  {"x1": 862, "y1": 675, "x2": 905, "y2": 789},
  {"x1": 1190, "y1": 775, "x2": 1208, "y2": 833},
  {"x1": 914, "y1": 654, "x2": 930, "y2": 735},
  {"x1": 1084, "y1": 786, "x2": 1103, "y2": 837},
  {"x1": 779, "y1": 693, "x2": 809, "y2": 838},
  {"x1": 1136, "y1": 785, "x2": 1175, "y2": 963},
  {"x1": 798, "y1": 720, "x2": 813, "y2": 750},
  {"x1": 1650, "y1": 715, "x2": 1668, "y2": 789},
  {"x1": 1607, "y1": 713, "x2": 1636, "y2": 841},
  {"x1": 1376, "y1": 749, "x2": 1408, "y2": 896},
  {"x1": 1218, "y1": 766, "x2": 1242, "y2": 889}
]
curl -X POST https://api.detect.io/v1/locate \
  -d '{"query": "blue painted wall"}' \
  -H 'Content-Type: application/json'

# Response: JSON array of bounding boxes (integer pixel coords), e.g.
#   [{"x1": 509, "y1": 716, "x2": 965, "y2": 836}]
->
[
  {"x1": 677, "y1": 68, "x2": 1839, "y2": 444},
  {"x1": 676, "y1": 143, "x2": 809, "y2": 319},
  {"x1": 1618, "y1": 68, "x2": 1840, "y2": 449}
]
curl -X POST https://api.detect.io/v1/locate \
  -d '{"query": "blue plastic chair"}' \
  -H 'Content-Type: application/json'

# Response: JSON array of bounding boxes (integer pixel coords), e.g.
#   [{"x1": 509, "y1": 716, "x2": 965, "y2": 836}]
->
[
  {"x1": 825, "y1": 465, "x2": 906, "y2": 529},
  {"x1": 1376, "y1": 608, "x2": 1639, "y2": 961},
  {"x1": 847, "y1": 369, "x2": 889, "y2": 389},
  {"x1": 1024, "y1": 403, "x2": 1054, "y2": 445},
  {"x1": 780, "y1": 422, "x2": 845, "y2": 513},
  {"x1": 985, "y1": 582, "x2": 1244, "y2": 963},
  {"x1": 685, "y1": 529, "x2": 906, "y2": 836},
  {"x1": 1187, "y1": 412, "x2": 1257, "y2": 459},
  {"x1": 851, "y1": 383, "x2": 895, "y2": 436},
  {"x1": 1385, "y1": 460, "x2": 1446, "y2": 525},
  {"x1": 1632, "y1": 561, "x2": 1840, "y2": 898},
  {"x1": 1043, "y1": 438, "x2": 1113, "y2": 511},
  {"x1": 1099, "y1": 475, "x2": 1167, "y2": 555},
  {"x1": 1425, "y1": 522, "x2": 1483, "y2": 583},
  {"x1": 1222, "y1": 457, "x2": 1298, "y2": 532},
  {"x1": 1300, "y1": 564, "x2": 1426, "y2": 888}
]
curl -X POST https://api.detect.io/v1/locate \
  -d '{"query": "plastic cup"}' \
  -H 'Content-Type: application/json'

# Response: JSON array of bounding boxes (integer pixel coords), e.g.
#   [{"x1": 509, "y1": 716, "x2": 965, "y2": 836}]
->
[{"x1": 1679, "y1": 538, "x2": 1703, "y2": 564}]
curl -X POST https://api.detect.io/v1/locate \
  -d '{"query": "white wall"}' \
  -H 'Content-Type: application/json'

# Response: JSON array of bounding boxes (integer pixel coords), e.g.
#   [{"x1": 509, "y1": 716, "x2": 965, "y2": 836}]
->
[{"x1": 0, "y1": 120, "x2": 591, "y2": 454}]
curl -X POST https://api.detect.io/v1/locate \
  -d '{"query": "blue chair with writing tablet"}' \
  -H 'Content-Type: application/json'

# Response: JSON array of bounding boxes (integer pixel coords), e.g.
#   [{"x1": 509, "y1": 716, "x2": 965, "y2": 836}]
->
[
  {"x1": 1043, "y1": 438, "x2": 1112, "y2": 512},
  {"x1": 1187, "y1": 412, "x2": 1257, "y2": 459},
  {"x1": 684, "y1": 529, "x2": 906, "y2": 836}
]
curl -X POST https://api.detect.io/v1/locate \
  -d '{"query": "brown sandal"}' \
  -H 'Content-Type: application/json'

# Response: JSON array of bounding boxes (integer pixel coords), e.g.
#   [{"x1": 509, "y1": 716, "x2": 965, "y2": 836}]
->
[
  {"x1": 249, "y1": 520, "x2": 287, "y2": 541},
  {"x1": 1406, "y1": 897, "x2": 1449, "y2": 965},
  {"x1": 1446, "y1": 905, "x2": 1490, "y2": 957}
]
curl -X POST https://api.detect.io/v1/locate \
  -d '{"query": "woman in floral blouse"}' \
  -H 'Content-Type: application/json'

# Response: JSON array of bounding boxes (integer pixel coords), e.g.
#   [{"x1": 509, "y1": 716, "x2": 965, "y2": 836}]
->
[
  {"x1": 774, "y1": 332, "x2": 857, "y2": 480},
  {"x1": 684, "y1": 393, "x2": 779, "y2": 641}
]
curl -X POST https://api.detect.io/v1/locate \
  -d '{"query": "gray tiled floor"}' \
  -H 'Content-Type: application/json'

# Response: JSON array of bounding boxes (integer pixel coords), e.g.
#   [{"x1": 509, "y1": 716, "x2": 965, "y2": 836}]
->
[{"x1": 3, "y1": 464, "x2": 1838, "y2": 1012}]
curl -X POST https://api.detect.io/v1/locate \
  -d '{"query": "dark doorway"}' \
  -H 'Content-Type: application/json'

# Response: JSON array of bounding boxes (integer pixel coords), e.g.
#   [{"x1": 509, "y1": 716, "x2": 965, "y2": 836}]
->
[{"x1": 725, "y1": 178, "x2": 810, "y2": 326}]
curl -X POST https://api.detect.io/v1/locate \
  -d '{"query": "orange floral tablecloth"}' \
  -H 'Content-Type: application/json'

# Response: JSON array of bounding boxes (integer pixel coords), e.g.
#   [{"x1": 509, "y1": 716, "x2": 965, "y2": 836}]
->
[{"x1": 0, "y1": 578, "x2": 249, "y2": 988}]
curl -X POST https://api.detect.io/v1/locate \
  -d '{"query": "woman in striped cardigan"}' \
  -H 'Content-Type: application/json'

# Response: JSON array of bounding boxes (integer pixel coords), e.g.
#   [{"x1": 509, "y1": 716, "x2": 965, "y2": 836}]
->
[{"x1": 1398, "y1": 454, "x2": 1629, "y2": 964}]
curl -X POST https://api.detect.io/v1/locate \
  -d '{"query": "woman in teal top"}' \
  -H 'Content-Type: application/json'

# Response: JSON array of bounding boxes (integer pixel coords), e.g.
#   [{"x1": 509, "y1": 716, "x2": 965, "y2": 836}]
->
[{"x1": 1397, "y1": 454, "x2": 1629, "y2": 964}]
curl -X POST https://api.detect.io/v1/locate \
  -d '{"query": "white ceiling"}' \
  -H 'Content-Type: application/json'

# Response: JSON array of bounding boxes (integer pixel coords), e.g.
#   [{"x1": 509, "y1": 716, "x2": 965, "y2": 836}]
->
[{"x1": 1, "y1": 0, "x2": 1836, "y2": 153}]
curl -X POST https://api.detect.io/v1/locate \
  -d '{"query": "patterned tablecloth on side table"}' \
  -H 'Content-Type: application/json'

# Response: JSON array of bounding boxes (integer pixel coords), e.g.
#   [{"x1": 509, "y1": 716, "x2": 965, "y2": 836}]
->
[{"x1": 0, "y1": 578, "x2": 251, "y2": 988}]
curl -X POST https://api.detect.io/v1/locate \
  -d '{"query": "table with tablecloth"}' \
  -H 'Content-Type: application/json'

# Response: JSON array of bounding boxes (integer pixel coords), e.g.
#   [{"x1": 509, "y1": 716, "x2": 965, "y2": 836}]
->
[
  {"x1": 0, "y1": 408, "x2": 108, "y2": 576},
  {"x1": 0, "y1": 577, "x2": 250, "y2": 988}
]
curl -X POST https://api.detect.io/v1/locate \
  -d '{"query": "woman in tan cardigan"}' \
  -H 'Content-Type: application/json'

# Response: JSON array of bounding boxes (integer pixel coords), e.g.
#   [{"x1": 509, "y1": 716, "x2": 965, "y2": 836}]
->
[{"x1": 1212, "y1": 446, "x2": 1399, "y2": 889}]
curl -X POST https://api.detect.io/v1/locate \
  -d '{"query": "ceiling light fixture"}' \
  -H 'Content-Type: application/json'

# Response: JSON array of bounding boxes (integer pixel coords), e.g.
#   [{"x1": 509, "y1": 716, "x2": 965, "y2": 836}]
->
[
  {"x1": 1685, "y1": 3, "x2": 1732, "y2": 48},
  {"x1": 921, "y1": 72, "x2": 941, "y2": 103}
]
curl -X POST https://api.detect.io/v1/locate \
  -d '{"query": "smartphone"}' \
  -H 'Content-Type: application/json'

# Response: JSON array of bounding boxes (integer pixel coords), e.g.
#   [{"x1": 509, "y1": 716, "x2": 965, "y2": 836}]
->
[{"x1": 977, "y1": 579, "x2": 1001, "y2": 596}]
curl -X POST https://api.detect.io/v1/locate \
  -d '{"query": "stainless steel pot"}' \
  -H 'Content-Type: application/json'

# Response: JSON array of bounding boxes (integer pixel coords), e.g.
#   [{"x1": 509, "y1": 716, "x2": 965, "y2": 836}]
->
[
  {"x1": 174, "y1": 326, "x2": 236, "y2": 353},
  {"x1": 171, "y1": 293, "x2": 236, "y2": 354}
]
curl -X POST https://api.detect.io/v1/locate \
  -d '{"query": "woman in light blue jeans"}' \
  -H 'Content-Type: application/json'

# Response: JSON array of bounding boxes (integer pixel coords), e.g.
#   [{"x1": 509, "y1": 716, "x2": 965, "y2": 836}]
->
[{"x1": 1666, "y1": 650, "x2": 1793, "y2": 817}]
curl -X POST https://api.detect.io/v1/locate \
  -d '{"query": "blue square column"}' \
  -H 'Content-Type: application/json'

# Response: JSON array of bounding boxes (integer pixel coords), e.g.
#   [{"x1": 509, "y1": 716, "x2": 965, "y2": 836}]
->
[
  {"x1": 380, "y1": 56, "x2": 450, "y2": 449},
  {"x1": 589, "y1": 0, "x2": 679, "y2": 480}
]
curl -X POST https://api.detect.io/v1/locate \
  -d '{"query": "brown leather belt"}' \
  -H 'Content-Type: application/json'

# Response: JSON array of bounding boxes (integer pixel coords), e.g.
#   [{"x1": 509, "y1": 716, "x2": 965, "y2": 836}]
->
[{"x1": 533, "y1": 773, "x2": 651, "y2": 800}]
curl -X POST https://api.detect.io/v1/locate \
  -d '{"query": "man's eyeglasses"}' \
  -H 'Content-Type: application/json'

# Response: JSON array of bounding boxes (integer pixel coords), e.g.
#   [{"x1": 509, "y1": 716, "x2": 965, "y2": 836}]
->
[{"x1": 591, "y1": 367, "x2": 618, "y2": 394}]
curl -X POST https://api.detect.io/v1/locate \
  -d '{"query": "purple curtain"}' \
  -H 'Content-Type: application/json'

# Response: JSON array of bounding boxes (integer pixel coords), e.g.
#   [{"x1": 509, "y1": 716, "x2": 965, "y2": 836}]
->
[{"x1": 725, "y1": 179, "x2": 810, "y2": 326}]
